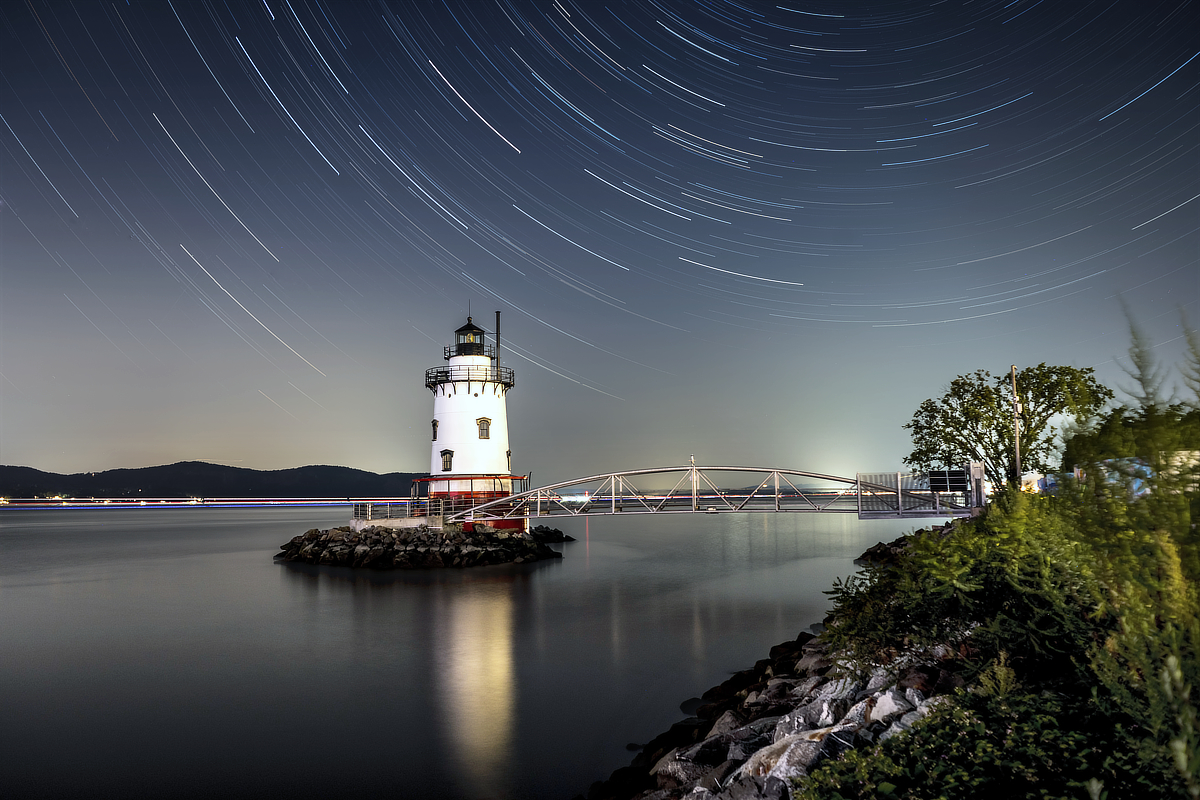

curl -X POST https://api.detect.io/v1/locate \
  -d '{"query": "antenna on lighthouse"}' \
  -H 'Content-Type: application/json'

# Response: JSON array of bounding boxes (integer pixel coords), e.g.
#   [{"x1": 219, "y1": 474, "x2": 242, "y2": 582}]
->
[{"x1": 495, "y1": 310, "x2": 501, "y2": 367}]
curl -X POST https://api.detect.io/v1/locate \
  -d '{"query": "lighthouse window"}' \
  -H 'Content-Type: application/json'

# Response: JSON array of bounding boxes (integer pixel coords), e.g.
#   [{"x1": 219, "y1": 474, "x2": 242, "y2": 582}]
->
[
  {"x1": 431, "y1": 420, "x2": 438, "y2": 441},
  {"x1": 440, "y1": 450, "x2": 454, "y2": 472},
  {"x1": 477, "y1": 418, "x2": 491, "y2": 439}
]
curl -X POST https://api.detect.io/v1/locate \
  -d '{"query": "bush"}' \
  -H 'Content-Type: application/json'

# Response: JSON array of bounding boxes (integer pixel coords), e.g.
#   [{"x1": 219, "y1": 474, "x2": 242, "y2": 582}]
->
[
  {"x1": 823, "y1": 491, "x2": 1103, "y2": 690},
  {"x1": 814, "y1": 484, "x2": 1195, "y2": 798},
  {"x1": 795, "y1": 690, "x2": 1181, "y2": 800}
]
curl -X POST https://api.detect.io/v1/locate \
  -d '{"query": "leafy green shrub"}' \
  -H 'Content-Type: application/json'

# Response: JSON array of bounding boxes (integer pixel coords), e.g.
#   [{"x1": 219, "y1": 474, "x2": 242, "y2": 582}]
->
[
  {"x1": 974, "y1": 651, "x2": 1017, "y2": 698},
  {"x1": 1056, "y1": 353, "x2": 1199, "y2": 795},
  {"x1": 823, "y1": 491, "x2": 1103, "y2": 689},
  {"x1": 793, "y1": 690, "x2": 1182, "y2": 800}
]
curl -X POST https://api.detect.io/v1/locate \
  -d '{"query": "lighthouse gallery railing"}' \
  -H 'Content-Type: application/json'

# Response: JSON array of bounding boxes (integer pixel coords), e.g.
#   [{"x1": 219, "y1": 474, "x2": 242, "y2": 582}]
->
[{"x1": 424, "y1": 365, "x2": 514, "y2": 389}]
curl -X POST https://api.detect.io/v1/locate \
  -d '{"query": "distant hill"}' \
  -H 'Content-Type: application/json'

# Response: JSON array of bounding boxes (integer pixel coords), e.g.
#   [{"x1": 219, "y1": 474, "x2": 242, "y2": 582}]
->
[{"x1": 0, "y1": 461, "x2": 422, "y2": 500}]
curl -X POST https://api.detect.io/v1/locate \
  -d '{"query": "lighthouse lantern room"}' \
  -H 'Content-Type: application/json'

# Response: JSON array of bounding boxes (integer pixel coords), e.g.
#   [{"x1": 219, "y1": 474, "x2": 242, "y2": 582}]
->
[{"x1": 418, "y1": 314, "x2": 526, "y2": 529}]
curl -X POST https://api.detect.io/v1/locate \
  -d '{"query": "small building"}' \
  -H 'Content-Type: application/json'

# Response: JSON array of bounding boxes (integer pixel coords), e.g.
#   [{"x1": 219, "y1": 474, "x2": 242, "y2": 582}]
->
[{"x1": 414, "y1": 315, "x2": 527, "y2": 529}]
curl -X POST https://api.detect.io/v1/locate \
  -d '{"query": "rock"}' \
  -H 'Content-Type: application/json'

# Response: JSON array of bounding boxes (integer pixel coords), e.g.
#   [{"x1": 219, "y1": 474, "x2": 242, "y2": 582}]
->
[
  {"x1": 767, "y1": 635, "x2": 810, "y2": 668},
  {"x1": 771, "y1": 708, "x2": 809, "y2": 742},
  {"x1": 793, "y1": 675, "x2": 827, "y2": 698},
  {"x1": 793, "y1": 638, "x2": 834, "y2": 675},
  {"x1": 677, "y1": 733, "x2": 735, "y2": 768},
  {"x1": 701, "y1": 668, "x2": 762, "y2": 704},
  {"x1": 696, "y1": 695, "x2": 742, "y2": 721},
  {"x1": 769, "y1": 677, "x2": 859, "y2": 741},
  {"x1": 878, "y1": 694, "x2": 948, "y2": 742},
  {"x1": 815, "y1": 675, "x2": 859, "y2": 703},
  {"x1": 864, "y1": 666, "x2": 892, "y2": 693},
  {"x1": 638, "y1": 717, "x2": 709, "y2": 767},
  {"x1": 651, "y1": 748, "x2": 711, "y2": 789},
  {"x1": 706, "y1": 710, "x2": 745, "y2": 739},
  {"x1": 583, "y1": 617, "x2": 974, "y2": 800},
  {"x1": 696, "y1": 759, "x2": 741, "y2": 792},
  {"x1": 837, "y1": 697, "x2": 872, "y2": 729},
  {"x1": 897, "y1": 664, "x2": 938, "y2": 694},
  {"x1": 760, "y1": 678, "x2": 803, "y2": 704},
  {"x1": 275, "y1": 523, "x2": 563, "y2": 570},
  {"x1": 869, "y1": 687, "x2": 913, "y2": 724},
  {"x1": 725, "y1": 717, "x2": 780, "y2": 761},
  {"x1": 530, "y1": 524, "x2": 576, "y2": 542},
  {"x1": 855, "y1": 535, "x2": 911, "y2": 565},
  {"x1": 737, "y1": 734, "x2": 819, "y2": 782},
  {"x1": 714, "y1": 774, "x2": 770, "y2": 800},
  {"x1": 815, "y1": 723, "x2": 858, "y2": 762}
]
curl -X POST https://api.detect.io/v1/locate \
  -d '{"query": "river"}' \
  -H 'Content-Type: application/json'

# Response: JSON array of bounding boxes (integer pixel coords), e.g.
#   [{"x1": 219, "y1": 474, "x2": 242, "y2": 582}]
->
[{"x1": 0, "y1": 506, "x2": 921, "y2": 799}]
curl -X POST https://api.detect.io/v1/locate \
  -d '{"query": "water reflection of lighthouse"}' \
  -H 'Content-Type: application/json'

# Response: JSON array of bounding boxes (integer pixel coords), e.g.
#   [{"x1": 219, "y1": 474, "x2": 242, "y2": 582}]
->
[
  {"x1": 433, "y1": 580, "x2": 515, "y2": 799},
  {"x1": 416, "y1": 313, "x2": 528, "y2": 529}
]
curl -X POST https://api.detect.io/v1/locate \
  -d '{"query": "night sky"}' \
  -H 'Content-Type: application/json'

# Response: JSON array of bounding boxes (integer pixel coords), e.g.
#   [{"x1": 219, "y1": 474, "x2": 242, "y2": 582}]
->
[{"x1": 1, "y1": 1, "x2": 1196, "y2": 482}]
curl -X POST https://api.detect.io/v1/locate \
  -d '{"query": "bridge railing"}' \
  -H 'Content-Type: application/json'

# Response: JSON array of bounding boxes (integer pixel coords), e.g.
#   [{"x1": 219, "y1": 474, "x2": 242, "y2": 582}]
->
[
  {"x1": 354, "y1": 498, "x2": 443, "y2": 521},
  {"x1": 856, "y1": 472, "x2": 966, "y2": 518},
  {"x1": 442, "y1": 465, "x2": 974, "y2": 523}
]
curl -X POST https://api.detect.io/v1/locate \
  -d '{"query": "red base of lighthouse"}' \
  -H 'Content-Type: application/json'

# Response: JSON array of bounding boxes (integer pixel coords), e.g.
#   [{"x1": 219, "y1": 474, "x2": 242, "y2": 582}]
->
[
  {"x1": 418, "y1": 475, "x2": 530, "y2": 531},
  {"x1": 428, "y1": 491, "x2": 525, "y2": 530}
]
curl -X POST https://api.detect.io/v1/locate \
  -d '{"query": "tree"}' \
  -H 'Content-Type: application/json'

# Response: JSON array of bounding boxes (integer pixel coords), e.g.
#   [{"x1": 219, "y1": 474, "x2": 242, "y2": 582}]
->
[
  {"x1": 1182, "y1": 311, "x2": 1200, "y2": 410},
  {"x1": 903, "y1": 363, "x2": 1112, "y2": 487},
  {"x1": 1057, "y1": 320, "x2": 1200, "y2": 798},
  {"x1": 1059, "y1": 315, "x2": 1200, "y2": 573}
]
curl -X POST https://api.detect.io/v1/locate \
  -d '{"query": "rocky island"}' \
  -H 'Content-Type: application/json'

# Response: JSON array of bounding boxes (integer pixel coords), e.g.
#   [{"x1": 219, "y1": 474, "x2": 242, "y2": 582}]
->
[{"x1": 275, "y1": 522, "x2": 572, "y2": 569}]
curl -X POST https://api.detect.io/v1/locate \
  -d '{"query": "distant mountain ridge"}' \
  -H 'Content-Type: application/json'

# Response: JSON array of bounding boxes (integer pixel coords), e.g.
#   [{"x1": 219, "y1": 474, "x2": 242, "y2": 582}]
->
[{"x1": 0, "y1": 461, "x2": 421, "y2": 499}]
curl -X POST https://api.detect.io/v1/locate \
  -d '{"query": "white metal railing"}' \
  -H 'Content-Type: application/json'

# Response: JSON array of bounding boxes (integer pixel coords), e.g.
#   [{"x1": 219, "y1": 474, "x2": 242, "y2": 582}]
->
[
  {"x1": 424, "y1": 365, "x2": 514, "y2": 389},
  {"x1": 441, "y1": 463, "x2": 975, "y2": 523},
  {"x1": 353, "y1": 498, "x2": 443, "y2": 521}
]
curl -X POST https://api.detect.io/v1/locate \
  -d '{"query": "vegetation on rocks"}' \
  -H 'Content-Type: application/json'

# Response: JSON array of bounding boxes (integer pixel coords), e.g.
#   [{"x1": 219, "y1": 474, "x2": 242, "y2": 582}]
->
[
  {"x1": 801, "y1": 328, "x2": 1199, "y2": 799},
  {"x1": 794, "y1": 691, "x2": 1106, "y2": 800}
]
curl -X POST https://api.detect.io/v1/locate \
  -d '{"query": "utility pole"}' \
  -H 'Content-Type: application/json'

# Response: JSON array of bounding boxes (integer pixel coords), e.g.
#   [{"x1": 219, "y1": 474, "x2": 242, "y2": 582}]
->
[
  {"x1": 690, "y1": 454, "x2": 697, "y2": 512},
  {"x1": 1010, "y1": 365, "x2": 1022, "y2": 486}
]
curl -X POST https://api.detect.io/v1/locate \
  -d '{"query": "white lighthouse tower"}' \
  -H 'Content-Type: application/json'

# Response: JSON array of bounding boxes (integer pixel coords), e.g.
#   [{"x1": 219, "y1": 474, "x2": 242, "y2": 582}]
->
[{"x1": 418, "y1": 314, "x2": 526, "y2": 529}]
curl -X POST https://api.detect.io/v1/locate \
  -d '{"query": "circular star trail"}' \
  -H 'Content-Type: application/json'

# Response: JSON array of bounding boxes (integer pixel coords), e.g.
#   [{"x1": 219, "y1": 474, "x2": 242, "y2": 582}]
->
[{"x1": 1, "y1": 1, "x2": 1196, "y2": 476}]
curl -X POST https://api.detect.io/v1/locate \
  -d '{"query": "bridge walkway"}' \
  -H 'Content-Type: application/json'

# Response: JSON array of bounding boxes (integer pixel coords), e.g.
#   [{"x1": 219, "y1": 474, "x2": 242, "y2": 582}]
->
[{"x1": 355, "y1": 464, "x2": 981, "y2": 526}]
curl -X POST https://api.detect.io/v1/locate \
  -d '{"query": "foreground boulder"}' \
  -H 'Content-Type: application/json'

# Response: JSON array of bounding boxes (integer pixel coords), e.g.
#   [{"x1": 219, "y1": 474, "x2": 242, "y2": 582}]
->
[
  {"x1": 275, "y1": 523, "x2": 567, "y2": 569},
  {"x1": 529, "y1": 524, "x2": 577, "y2": 543},
  {"x1": 580, "y1": 627, "x2": 949, "y2": 800}
]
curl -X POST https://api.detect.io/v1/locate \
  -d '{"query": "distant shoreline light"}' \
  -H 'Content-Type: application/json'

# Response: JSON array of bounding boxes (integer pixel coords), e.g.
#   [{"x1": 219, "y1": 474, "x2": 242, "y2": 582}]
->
[{"x1": 0, "y1": 498, "x2": 359, "y2": 509}]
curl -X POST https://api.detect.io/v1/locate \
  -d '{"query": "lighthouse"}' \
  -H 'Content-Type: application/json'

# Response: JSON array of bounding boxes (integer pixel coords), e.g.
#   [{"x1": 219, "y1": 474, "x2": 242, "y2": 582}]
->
[{"x1": 417, "y1": 314, "x2": 526, "y2": 529}]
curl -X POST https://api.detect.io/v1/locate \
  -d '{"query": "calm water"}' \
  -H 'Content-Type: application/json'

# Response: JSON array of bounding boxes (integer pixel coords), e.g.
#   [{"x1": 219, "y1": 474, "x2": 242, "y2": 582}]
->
[{"x1": 0, "y1": 507, "x2": 919, "y2": 799}]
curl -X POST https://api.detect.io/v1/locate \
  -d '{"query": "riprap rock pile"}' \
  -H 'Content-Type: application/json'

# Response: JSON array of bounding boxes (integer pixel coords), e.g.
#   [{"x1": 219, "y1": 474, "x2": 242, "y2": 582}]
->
[
  {"x1": 583, "y1": 630, "x2": 958, "y2": 800},
  {"x1": 276, "y1": 523, "x2": 569, "y2": 569}
]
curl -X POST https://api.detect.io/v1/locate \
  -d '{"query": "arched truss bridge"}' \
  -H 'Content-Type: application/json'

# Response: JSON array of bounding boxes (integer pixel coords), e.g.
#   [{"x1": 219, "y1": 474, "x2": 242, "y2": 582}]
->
[{"x1": 437, "y1": 463, "x2": 979, "y2": 524}]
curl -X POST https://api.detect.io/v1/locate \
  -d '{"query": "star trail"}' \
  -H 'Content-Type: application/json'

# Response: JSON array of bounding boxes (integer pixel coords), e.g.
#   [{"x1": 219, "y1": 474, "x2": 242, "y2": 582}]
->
[{"x1": 1, "y1": 1, "x2": 1196, "y2": 479}]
